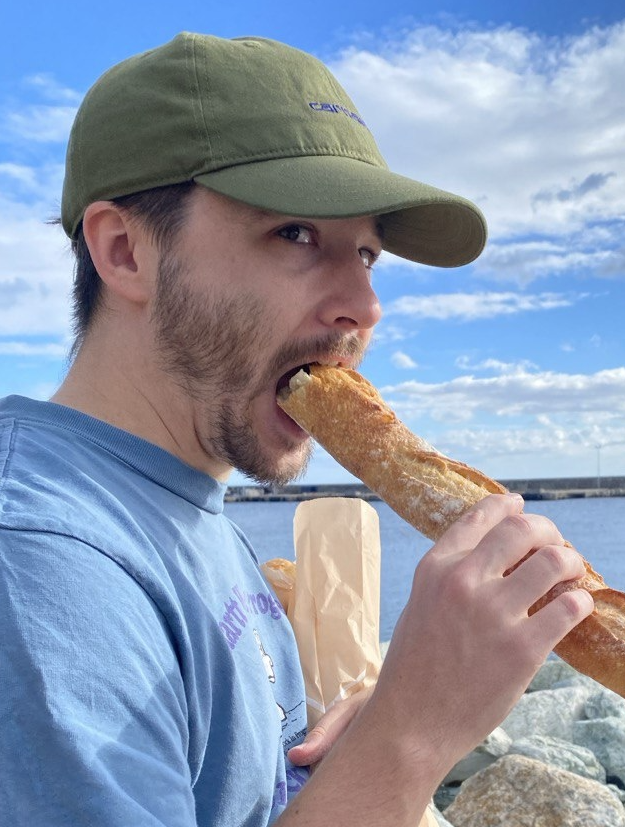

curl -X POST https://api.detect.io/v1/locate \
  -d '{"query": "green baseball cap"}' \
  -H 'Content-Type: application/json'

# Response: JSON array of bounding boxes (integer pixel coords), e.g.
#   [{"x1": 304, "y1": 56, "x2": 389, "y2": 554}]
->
[{"x1": 62, "y1": 32, "x2": 487, "y2": 267}]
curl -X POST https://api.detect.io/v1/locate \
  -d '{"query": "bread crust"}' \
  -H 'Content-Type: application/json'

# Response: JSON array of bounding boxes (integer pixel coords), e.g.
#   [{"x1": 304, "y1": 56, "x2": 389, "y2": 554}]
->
[{"x1": 278, "y1": 364, "x2": 625, "y2": 697}]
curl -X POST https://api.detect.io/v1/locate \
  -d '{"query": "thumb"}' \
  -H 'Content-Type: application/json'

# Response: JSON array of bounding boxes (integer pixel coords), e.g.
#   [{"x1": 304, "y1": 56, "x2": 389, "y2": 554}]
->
[{"x1": 287, "y1": 725, "x2": 328, "y2": 766}]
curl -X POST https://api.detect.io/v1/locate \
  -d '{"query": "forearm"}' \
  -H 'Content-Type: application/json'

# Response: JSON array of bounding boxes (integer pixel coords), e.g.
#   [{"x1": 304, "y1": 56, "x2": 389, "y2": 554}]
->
[{"x1": 276, "y1": 697, "x2": 441, "y2": 827}]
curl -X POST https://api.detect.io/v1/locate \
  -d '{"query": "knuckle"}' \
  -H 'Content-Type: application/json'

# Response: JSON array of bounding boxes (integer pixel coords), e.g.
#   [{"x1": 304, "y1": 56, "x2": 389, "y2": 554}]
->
[
  {"x1": 537, "y1": 544, "x2": 566, "y2": 577},
  {"x1": 441, "y1": 564, "x2": 477, "y2": 607},
  {"x1": 505, "y1": 512, "x2": 535, "y2": 540},
  {"x1": 457, "y1": 504, "x2": 489, "y2": 533},
  {"x1": 558, "y1": 589, "x2": 593, "y2": 623}
]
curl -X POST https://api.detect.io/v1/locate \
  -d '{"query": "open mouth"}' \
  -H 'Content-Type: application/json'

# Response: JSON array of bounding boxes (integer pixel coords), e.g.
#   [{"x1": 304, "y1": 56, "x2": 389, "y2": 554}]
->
[{"x1": 276, "y1": 364, "x2": 312, "y2": 398}]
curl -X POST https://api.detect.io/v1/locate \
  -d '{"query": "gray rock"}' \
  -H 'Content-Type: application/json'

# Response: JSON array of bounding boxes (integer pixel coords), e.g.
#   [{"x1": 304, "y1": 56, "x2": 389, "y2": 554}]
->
[
  {"x1": 444, "y1": 754, "x2": 625, "y2": 826},
  {"x1": 443, "y1": 727, "x2": 511, "y2": 784},
  {"x1": 573, "y1": 716, "x2": 625, "y2": 786},
  {"x1": 585, "y1": 689, "x2": 625, "y2": 721},
  {"x1": 433, "y1": 784, "x2": 460, "y2": 813},
  {"x1": 609, "y1": 784, "x2": 625, "y2": 804},
  {"x1": 501, "y1": 685, "x2": 594, "y2": 741},
  {"x1": 430, "y1": 803, "x2": 455, "y2": 827},
  {"x1": 508, "y1": 734, "x2": 606, "y2": 782},
  {"x1": 529, "y1": 657, "x2": 587, "y2": 691}
]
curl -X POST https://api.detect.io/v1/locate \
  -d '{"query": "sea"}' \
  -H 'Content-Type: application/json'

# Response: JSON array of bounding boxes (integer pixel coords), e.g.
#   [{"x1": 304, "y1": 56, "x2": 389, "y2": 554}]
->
[{"x1": 224, "y1": 496, "x2": 625, "y2": 642}]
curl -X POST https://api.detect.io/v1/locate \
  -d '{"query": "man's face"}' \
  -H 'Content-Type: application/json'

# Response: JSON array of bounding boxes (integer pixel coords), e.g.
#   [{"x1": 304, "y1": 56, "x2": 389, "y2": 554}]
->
[{"x1": 151, "y1": 187, "x2": 383, "y2": 484}]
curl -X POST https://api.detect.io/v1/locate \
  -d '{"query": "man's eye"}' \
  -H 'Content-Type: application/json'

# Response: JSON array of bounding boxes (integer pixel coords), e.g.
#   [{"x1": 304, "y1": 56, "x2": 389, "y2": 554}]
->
[
  {"x1": 277, "y1": 224, "x2": 314, "y2": 244},
  {"x1": 360, "y1": 247, "x2": 378, "y2": 269}
]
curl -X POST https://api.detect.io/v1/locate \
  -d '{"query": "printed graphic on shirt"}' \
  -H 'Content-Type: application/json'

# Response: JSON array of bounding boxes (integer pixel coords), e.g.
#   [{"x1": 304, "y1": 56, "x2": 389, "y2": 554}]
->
[
  {"x1": 219, "y1": 584, "x2": 284, "y2": 650},
  {"x1": 273, "y1": 766, "x2": 309, "y2": 809},
  {"x1": 252, "y1": 627, "x2": 307, "y2": 756}
]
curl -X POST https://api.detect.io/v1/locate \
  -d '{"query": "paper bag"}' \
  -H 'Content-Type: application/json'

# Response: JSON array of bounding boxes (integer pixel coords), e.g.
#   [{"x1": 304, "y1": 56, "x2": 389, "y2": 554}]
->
[
  {"x1": 288, "y1": 497, "x2": 383, "y2": 727},
  {"x1": 262, "y1": 498, "x2": 438, "y2": 827}
]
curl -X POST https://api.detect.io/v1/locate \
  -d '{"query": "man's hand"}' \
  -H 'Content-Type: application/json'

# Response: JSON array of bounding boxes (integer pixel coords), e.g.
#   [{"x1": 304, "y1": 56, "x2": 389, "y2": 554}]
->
[
  {"x1": 370, "y1": 492, "x2": 594, "y2": 777},
  {"x1": 287, "y1": 687, "x2": 374, "y2": 768},
  {"x1": 276, "y1": 493, "x2": 594, "y2": 827}
]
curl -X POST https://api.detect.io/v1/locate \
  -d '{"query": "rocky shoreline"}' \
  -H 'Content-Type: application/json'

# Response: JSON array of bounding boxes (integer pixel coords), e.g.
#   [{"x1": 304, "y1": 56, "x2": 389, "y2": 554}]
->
[{"x1": 425, "y1": 655, "x2": 625, "y2": 826}]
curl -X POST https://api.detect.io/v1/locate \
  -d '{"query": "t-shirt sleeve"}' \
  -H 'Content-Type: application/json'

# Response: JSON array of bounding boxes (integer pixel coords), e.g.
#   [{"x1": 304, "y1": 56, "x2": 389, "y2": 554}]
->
[{"x1": 0, "y1": 528, "x2": 197, "y2": 826}]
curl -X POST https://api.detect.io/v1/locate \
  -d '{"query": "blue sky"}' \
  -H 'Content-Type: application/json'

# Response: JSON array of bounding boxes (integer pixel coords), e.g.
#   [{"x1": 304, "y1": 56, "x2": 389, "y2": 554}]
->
[{"x1": 2, "y1": 1, "x2": 625, "y2": 486}]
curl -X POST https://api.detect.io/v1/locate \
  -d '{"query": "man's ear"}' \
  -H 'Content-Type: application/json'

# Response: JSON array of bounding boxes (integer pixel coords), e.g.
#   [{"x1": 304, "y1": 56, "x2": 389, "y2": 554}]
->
[{"x1": 82, "y1": 202, "x2": 156, "y2": 305}]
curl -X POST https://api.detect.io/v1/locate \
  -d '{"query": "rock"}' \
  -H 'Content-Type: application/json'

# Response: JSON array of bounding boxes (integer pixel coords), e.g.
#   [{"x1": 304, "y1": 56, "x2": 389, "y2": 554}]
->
[
  {"x1": 529, "y1": 657, "x2": 586, "y2": 691},
  {"x1": 500, "y1": 685, "x2": 593, "y2": 741},
  {"x1": 433, "y1": 784, "x2": 460, "y2": 813},
  {"x1": 443, "y1": 727, "x2": 511, "y2": 784},
  {"x1": 433, "y1": 784, "x2": 460, "y2": 812},
  {"x1": 508, "y1": 734, "x2": 605, "y2": 782},
  {"x1": 444, "y1": 754, "x2": 625, "y2": 826},
  {"x1": 609, "y1": 784, "x2": 625, "y2": 804},
  {"x1": 430, "y1": 803, "x2": 455, "y2": 826},
  {"x1": 585, "y1": 689, "x2": 625, "y2": 721},
  {"x1": 573, "y1": 716, "x2": 625, "y2": 786}
]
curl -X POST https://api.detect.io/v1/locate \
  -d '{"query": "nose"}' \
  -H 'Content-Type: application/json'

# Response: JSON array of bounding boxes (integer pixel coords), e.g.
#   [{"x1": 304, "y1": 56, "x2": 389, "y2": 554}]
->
[{"x1": 316, "y1": 257, "x2": 382, "y2": 333}]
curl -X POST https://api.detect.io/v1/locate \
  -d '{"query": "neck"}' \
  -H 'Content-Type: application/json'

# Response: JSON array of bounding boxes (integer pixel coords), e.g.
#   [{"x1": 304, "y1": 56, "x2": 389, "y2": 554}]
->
[{"x1": 52, "y1": 329, "x2": 232, "y2": 482}]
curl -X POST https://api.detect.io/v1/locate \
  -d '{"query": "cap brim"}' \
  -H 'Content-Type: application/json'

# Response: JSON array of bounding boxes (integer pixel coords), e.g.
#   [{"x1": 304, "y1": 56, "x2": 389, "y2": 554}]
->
[{"x1": 195, "y1": 155, "x2": 486, "y2": 268}]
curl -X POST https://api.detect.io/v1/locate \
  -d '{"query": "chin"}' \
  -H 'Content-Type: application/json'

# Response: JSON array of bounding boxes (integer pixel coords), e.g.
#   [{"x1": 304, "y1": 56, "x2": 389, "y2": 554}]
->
[{"x1": 239, "y1": 442, "x2": 312, "y2": 487}]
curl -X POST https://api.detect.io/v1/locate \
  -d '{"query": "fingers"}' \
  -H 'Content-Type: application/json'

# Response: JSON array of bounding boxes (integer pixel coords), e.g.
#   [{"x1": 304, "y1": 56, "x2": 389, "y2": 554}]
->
[
  {"x1": 528, "y1": 587, "x2": 595, "y2": 646},
  {"x1": 503, "y1": 542, "x2": 587, "y2": 615},
  {"x1": 288, "y1": 688, "x2": 373, "y2": 767},
  {"x1": 287, "y1": 724, "x2": 328, "y2": 767},
  {"x1": 434, "y1": 493, "x2": 525, "y2": 558},
  {"x1": 435, "y1": 494, "x2": 579, "y2": 585},
  {"x1": 479, "y1": 512, "x2": 568, "y2": 579}
]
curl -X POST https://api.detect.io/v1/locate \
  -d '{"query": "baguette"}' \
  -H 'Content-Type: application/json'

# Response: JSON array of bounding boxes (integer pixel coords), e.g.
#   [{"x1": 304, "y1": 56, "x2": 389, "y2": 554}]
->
[{"x1": 278, "y1": 364, "x2": 625, "y2": 697}]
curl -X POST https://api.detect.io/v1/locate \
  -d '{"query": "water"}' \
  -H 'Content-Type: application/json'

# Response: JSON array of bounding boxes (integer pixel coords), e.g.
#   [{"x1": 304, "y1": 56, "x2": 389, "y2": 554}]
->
[{"x1": 224, "y1": 497, "x2": 625, "y2": 642}]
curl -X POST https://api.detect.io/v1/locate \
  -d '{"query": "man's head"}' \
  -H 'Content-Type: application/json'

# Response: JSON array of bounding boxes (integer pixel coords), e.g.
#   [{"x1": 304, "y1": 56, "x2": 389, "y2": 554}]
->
[{"x1": 60, "y1": 32, "x2": 487, "y2": 483}]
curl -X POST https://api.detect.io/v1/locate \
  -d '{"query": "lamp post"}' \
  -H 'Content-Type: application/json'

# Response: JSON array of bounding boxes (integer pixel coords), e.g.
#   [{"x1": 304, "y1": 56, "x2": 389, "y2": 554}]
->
[{"x1": 596, "y1": 444, "x2": 601, "y2": 489}]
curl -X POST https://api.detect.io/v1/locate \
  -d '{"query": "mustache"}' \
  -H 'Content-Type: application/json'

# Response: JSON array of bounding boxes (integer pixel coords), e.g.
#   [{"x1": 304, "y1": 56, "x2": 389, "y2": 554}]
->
[{"x1": 266, "y1": 332, "x2": 366, "y2": 380}]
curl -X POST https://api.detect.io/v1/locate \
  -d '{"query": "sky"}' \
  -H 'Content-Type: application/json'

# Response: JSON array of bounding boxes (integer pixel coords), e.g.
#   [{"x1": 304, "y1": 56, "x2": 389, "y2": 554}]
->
[{"x1": 2, "y1": 1, "x2": 625, "y2": 486}]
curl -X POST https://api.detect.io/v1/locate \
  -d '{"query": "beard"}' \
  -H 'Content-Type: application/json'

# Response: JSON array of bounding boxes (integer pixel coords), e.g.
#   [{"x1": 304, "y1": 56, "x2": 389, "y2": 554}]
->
[{"x1": 151, "y1": 252, "x2": 364, "y2": 485}]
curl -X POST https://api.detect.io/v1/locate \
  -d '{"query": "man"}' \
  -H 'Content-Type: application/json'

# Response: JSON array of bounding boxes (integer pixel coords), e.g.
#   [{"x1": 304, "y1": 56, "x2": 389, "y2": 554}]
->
[{"x1": 0, "y1": 32, "x2": 592, "y2": 826}]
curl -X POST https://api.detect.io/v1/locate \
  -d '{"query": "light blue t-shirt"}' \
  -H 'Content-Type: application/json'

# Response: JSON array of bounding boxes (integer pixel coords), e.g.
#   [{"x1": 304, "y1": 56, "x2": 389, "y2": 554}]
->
[{"x1": 0, "y1": 395, "x2": 309, "y2": 825}]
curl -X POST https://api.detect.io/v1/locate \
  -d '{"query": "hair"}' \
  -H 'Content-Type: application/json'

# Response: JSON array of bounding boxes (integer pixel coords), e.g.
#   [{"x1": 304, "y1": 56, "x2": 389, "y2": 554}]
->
[{"x1": 67, "y1": 180, "x2": 197, "y2": 354}]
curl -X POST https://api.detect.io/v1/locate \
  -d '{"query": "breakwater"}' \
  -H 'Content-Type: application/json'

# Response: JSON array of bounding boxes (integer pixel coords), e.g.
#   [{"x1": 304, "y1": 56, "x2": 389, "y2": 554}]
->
[{"x1": 225, "y1": 476, "x2": 625, "y2": 503}]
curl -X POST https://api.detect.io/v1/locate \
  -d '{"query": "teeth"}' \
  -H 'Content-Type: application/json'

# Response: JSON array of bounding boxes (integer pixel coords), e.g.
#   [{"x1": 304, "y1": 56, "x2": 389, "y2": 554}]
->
[{"x1": 287, "y1": 370, "x2": 312, "y2": 392}]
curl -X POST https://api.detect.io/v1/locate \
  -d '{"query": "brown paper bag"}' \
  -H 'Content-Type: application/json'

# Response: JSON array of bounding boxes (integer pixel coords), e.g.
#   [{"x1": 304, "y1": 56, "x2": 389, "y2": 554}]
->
[
  {"x1": 262, "y1": 497, "x2": 437, "y2": 827},
  {"x1": 288, "y1": 497, "x2": 383, "y2": 728}
]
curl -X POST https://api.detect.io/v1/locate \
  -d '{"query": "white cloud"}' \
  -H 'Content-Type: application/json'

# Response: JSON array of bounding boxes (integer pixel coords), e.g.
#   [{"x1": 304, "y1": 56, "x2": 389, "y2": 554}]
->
[
  {"x1": 0, "y1": 341, "x2": 69, "y2": 357},
  {"x1": 332, "y1": 22, "x2": 625, "y2": 279},
  {"x1": 0, "y1": 163, "x2": 38, "y2": 187},
  {"x1": 391, "y1": 350, "x2": 418, "y2": 369},
  {"x1": 434, "y1": 421, "x2": 625, "y2": 471},
  {"x1": 6, "y1": 105, "x2": 77, "y2": 144},
  {"x1": 385, "y1": 291, "x2": 576, "y2": 321},
  {"x1": 455, "y1": 356, "x2": 538, "y2": 374},
  {"x1": 381, "y1": 366, "x2": 625, "y2": 423},
  {"x1": 23, "y1": 74, "x2": 83, "y2": 104},
  {"x1": 0, "y1": 196, "x2": 73, "y2": 336},
  {"x1": 478, "y1": 239, "x2": 623, "y2": 286}
]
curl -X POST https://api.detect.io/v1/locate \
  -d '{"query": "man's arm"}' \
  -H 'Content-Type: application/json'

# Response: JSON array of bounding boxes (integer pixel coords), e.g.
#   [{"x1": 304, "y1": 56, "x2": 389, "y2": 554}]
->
[{"x1": 277, "y1": 493, "x2": 594, "y2": 826}]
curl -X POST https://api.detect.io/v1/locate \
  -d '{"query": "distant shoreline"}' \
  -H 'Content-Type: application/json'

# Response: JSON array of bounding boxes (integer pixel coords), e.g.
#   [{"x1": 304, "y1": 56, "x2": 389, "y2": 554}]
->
[{"x1": 225, "y1": 476, "x2": 625, "y2": 503}]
